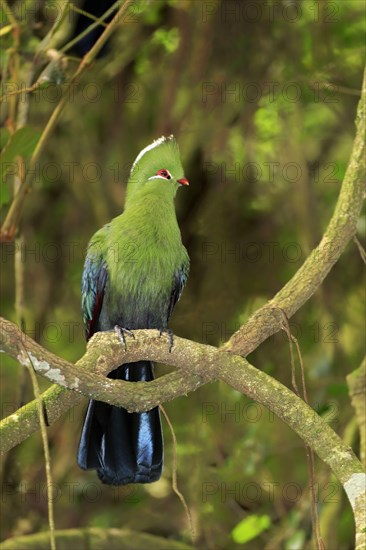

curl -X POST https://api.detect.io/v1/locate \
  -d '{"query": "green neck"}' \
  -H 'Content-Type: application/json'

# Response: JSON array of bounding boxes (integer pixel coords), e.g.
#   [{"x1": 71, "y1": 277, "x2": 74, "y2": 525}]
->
[
  {"x1": 126, "y1": 178, "x2": 178, "y2": 210},
  {"x1": 122, "y1": 184, "x2": 181, "y2": 244}
]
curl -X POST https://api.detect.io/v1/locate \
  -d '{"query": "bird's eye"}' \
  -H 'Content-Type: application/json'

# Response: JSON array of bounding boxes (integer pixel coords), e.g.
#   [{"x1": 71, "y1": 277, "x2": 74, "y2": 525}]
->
[{"x1": 157, "y1": 169, "x2": 171, "y2": 179}]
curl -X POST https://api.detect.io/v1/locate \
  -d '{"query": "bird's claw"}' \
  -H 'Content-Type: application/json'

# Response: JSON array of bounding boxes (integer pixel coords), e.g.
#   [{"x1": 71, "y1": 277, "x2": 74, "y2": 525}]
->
[
  {"x1": 159, "y1": 328, "x2": 174, "y2": 353},
  {"x1": 114, "y1": 325, "x2": 135, "y2": 352}
]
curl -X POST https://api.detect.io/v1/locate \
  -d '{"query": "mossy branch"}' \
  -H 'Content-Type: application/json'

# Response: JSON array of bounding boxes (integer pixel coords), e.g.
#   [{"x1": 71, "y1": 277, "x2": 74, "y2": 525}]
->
[
  {"x1": 1, "y1": 317, "x2": 365, "y2": 491},
  {"x1": 347, "y1": 358, "x2": 366, "y2": 467}
]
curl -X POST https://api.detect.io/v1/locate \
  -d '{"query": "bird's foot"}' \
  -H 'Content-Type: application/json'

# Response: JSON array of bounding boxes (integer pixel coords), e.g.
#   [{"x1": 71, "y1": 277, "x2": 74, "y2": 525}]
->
[
  {"x1": 159, "y1": 328, "x2": 174, "y2": 353},
  {"x1": 114, "y1": 325, "x2": 135, "y2": 352}
]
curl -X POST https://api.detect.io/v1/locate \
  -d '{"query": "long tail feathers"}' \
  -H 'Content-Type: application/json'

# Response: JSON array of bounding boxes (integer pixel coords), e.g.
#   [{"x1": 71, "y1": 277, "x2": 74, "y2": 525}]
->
[{"x1": 77, "y1": 361, "x2": 163, "y2": 485}]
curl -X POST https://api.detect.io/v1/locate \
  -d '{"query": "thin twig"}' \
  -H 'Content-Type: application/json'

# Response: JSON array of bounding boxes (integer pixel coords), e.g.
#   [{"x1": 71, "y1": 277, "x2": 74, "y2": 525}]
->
[
  {"x1": 313, "y1": 81, "x2": 361, "y2": 97},
  {"x1": 21, "y1": 346, "x2": 56, "y2": 550},
  {"x1": 271, "y1": 308, "x2": 300, "y2": 397},
  {"x1": 69, "y1": 5, "x2": 109, "y2": 27},
  {"x1": 60, "y1": 0, "x2": 121, "y2": 54},
  {"x1": 159, "y1": 405, "x2": 196, "y2": 544},
  {"x1": 292, "y1": 337, "x2": 324, "y2": 550},
  {"x1": 59, "y1": 0, "x2": 124, "y2": 53},
  {"x1": 292, "y1": 339, "x2": 308, "y2": 406},
  {"x1": 353, "y1": 236, "x2": 366, "y2": 265},
  {"x1": 274, "y1": 307, "x2": 325, "y2": 550},
  {"x1": 0, "y1": 81, "x2": 43, "y2": 102}
]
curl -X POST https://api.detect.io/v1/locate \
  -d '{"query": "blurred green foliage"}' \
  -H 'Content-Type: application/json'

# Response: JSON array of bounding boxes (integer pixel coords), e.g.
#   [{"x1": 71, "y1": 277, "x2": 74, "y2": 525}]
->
[{"x1": 0, "y1": 0, "x2": 365, "y2": 548}]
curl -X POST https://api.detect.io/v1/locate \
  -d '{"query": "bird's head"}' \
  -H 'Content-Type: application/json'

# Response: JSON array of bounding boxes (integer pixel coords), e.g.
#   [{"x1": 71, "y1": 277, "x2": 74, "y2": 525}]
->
[{"x1": 125, "y1": 135, "x2": 189, "y2": 207}]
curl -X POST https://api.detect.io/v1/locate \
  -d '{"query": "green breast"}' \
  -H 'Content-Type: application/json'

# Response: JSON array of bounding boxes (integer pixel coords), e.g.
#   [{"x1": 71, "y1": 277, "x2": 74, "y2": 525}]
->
[{"x1": 100, "y1": 193, "x2": 188, "y2": 329}]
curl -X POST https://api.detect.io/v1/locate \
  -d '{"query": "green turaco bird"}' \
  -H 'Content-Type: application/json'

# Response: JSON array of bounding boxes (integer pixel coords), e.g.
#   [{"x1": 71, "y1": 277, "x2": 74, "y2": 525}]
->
[{"x1": 77, "y1": 135, "x2": 189, "y2": 485}]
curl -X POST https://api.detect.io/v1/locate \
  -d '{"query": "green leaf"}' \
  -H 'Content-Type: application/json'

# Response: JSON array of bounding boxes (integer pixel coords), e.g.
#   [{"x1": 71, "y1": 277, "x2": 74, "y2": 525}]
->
[
  {"x1": 0, "y1": 24, "x2": 12, "y2": 37},
  {"x1": 231, "y1": 514, "x2": 271, "y2": 544},
  {"x1": 152, "y1": 27, "x2": 180, "y2": 54},
  {"x1": 0, "y1": 126, "x2": 41, "y2": 182}
]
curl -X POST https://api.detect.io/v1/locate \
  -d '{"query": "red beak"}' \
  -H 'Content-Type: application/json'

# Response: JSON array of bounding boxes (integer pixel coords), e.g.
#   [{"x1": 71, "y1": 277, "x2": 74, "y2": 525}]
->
[{"x1": 177, "y1": 177, "x2": 189, "y2": 186}]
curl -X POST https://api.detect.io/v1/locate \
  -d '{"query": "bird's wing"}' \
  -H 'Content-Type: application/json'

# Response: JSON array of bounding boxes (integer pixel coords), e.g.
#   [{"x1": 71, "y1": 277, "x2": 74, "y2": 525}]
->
[
  {"x1": 81, "y1": 228, "x2": 109, "y2": 340},
  {"x1": 167, "y1": 260, "x2": 190, "y2": 321}
]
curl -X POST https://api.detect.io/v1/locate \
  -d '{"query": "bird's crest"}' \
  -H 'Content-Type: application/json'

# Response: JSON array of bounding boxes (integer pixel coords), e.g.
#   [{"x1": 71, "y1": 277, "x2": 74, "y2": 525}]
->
[
  {"x1": 130, "y1": 135, "x2": 176, "y2": 174},
  {"x1": 126, "y1": 135, "x2": 184, "y2": 207}
]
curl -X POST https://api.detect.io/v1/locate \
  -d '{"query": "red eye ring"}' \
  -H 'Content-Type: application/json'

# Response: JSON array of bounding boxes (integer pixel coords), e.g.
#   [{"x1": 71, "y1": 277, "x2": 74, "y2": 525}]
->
[{"x1": 157, "y1": 169, "x2": 171, "y2": 179}]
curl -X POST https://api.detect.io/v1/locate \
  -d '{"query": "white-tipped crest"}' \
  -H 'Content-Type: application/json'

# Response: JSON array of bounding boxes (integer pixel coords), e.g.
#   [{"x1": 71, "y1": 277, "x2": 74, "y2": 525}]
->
[{"x1": 130, "y1": 135, "x2": 174, "y2": 173}]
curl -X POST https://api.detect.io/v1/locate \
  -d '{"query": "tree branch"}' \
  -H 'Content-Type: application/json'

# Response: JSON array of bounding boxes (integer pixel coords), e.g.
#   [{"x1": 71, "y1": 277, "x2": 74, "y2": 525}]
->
[
  {"x1": 223, "y1": 67, "x2": 366, "y2": 355},
  {"x1": 1, "y1": 318, "x2": 364, "y2": 484},
  {"x1": 1, "y1": 317, "x2": 366, "y2": 546},
  {"x1": 347, "y1": 358, "x2": 366, "y2": 467}
]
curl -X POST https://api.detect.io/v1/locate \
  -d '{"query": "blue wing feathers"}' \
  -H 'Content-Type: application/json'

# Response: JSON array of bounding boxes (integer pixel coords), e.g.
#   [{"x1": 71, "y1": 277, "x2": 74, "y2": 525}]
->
[
  {"x1": 167, "y1": 261, "x2": 189, "y2": 321},
  {"x1": 81, "y1": 247, "x2": 108, "y2": 340}
]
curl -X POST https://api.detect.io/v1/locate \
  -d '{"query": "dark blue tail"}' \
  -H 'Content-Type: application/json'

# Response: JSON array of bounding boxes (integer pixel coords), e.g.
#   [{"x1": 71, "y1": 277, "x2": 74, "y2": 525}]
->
[{"x1": 77, "y1": 361, "x2": 163, "y2": 485}]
